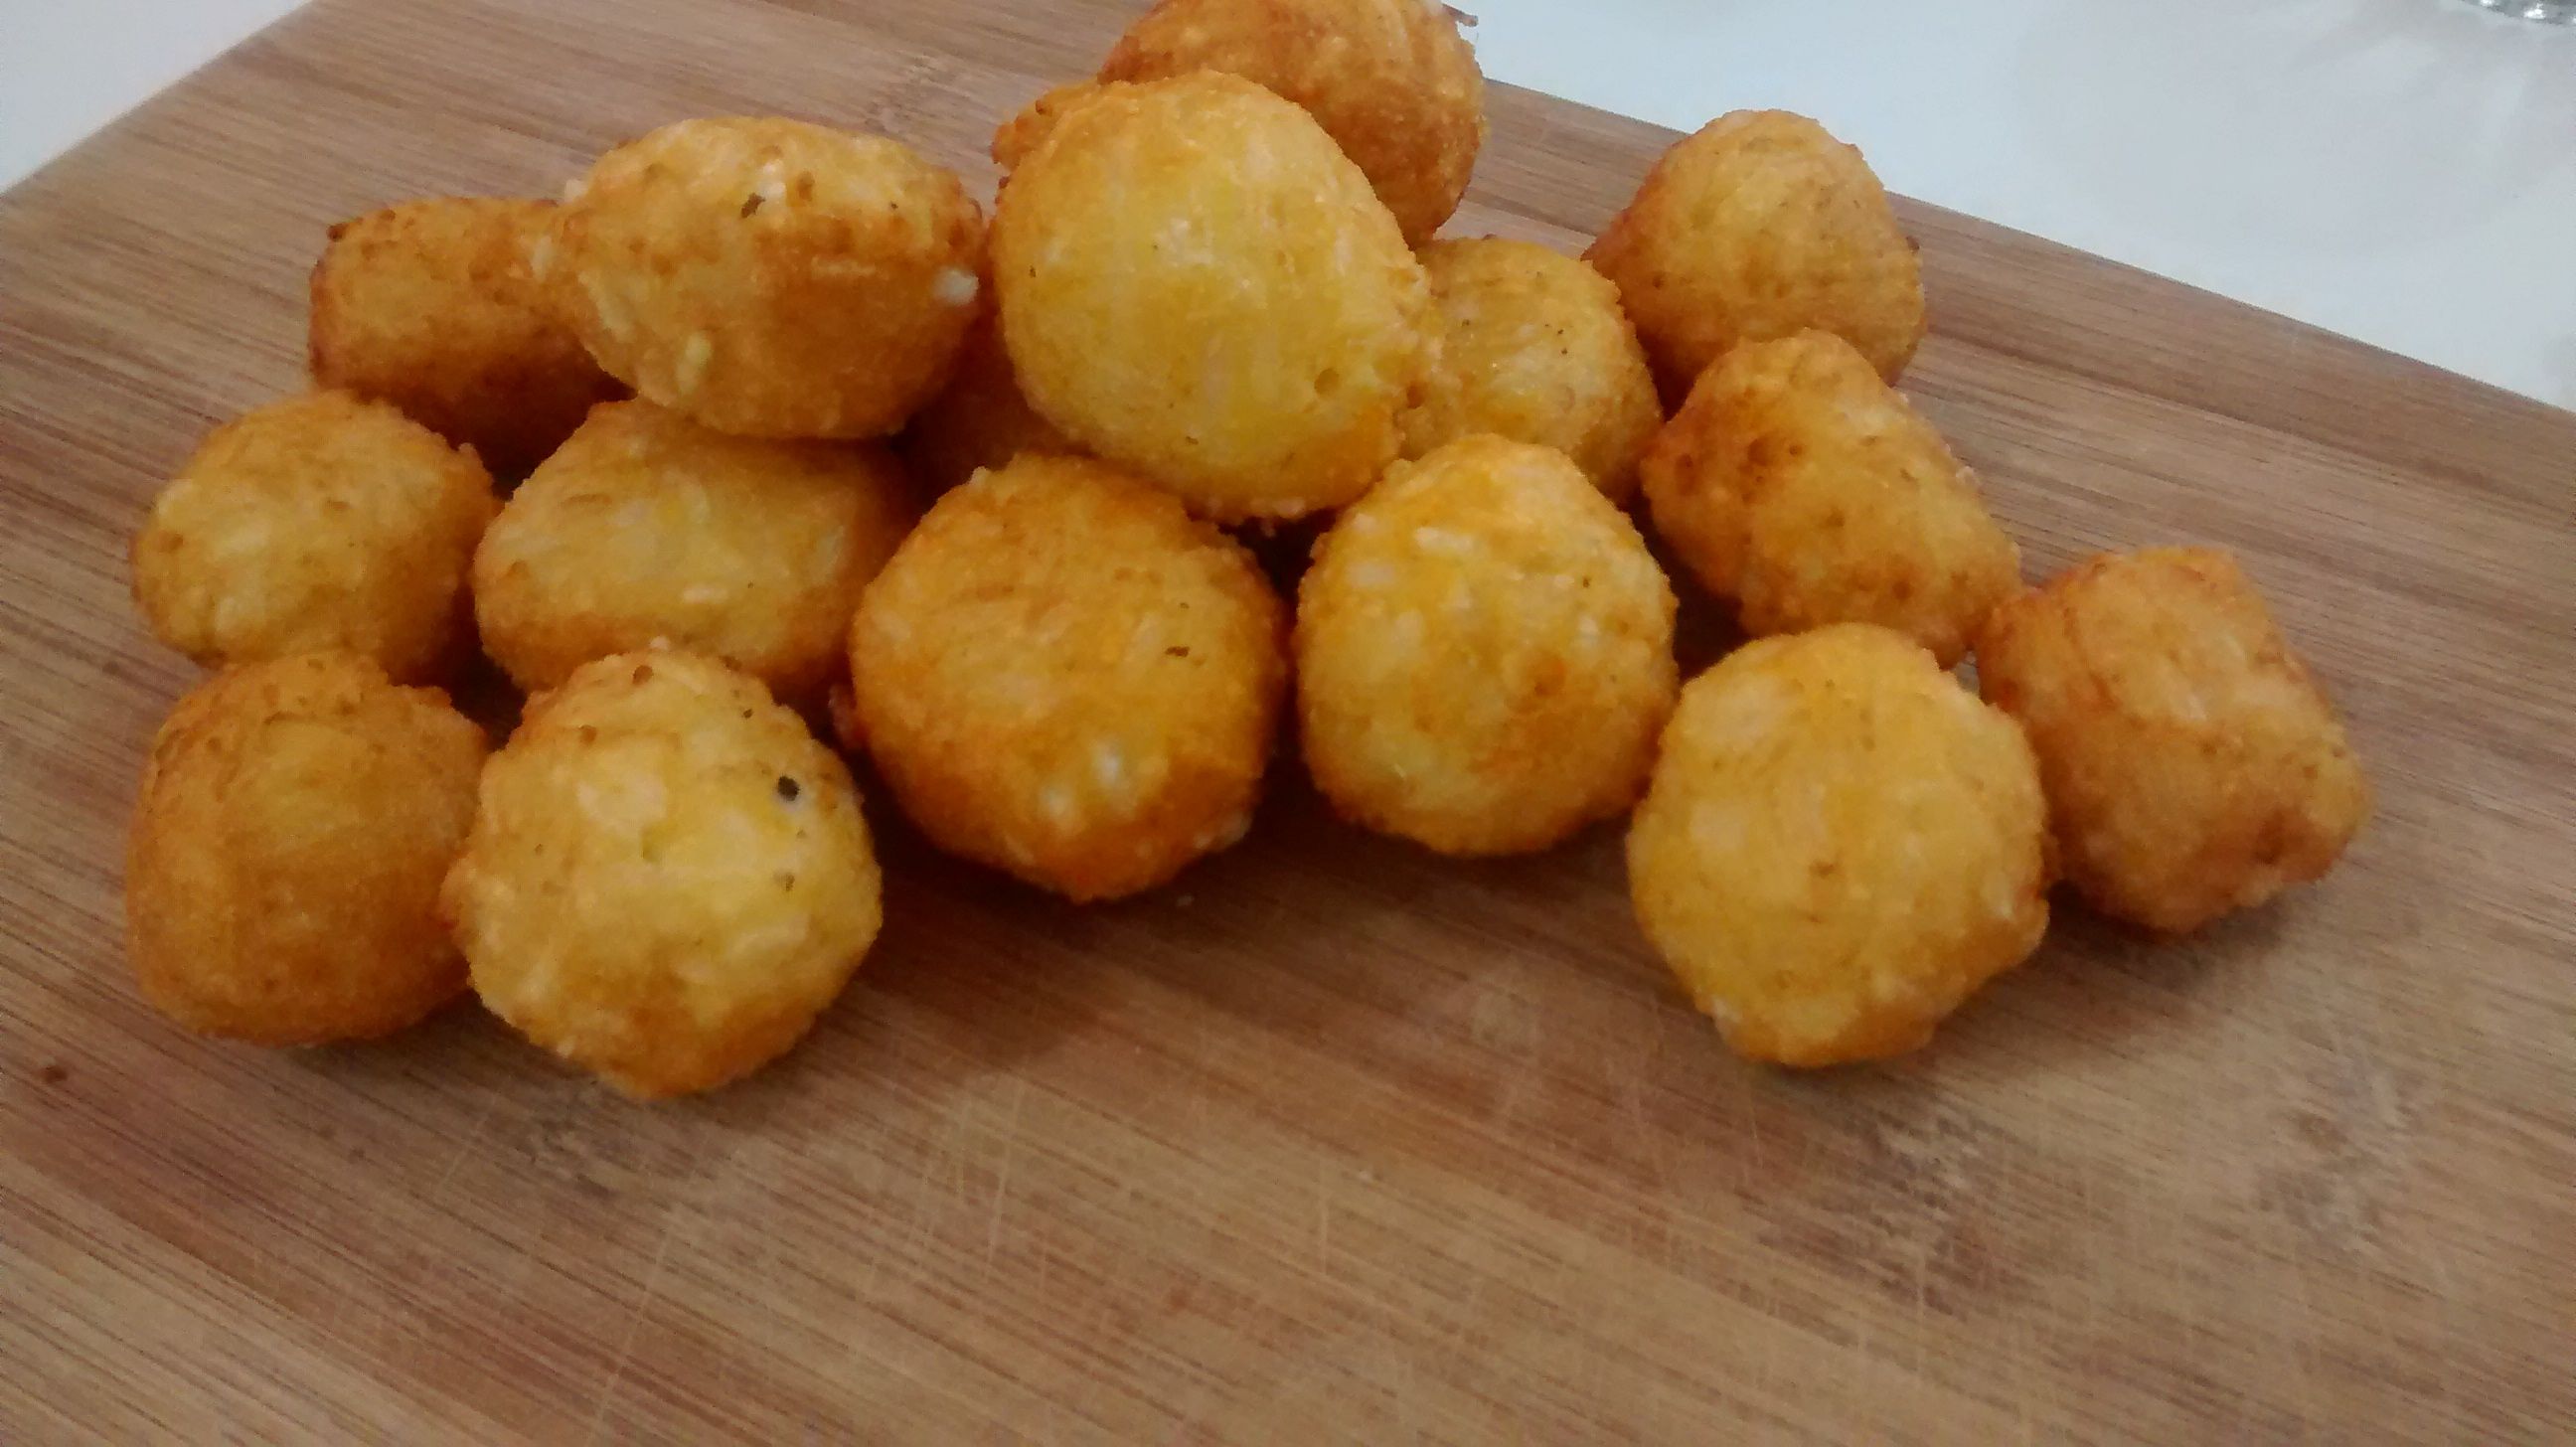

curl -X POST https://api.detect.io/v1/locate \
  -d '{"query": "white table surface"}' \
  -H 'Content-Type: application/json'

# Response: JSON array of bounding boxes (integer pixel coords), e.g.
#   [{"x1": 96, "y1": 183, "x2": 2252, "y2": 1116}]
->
[{"x1": 5, "y1": 0, "x2": 2572, "y2": 409}]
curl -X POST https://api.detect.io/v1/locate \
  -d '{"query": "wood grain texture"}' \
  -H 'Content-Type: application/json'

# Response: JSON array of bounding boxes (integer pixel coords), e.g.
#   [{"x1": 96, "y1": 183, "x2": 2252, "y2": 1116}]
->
[{"x1": 4, "y1": 1, "x2": 2573, "y2": 1441}]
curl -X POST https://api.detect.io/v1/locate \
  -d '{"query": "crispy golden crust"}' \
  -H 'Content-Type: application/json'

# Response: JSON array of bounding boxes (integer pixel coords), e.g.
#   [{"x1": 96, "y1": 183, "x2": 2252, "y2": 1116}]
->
[
  {"x1": 309, "y1": 197, "x2": 622, "y2": 478},
  {"x1": 1585, "y1": 110, "x2": 1924, "y2": 399},
  {"x1": 132, "y1": 391, "x2": 497, "y2": 683},
  {"x1": 1296, "y1": 436, "x2": 1677, "y2": 855},
  {"x1": 442, "y1": 651, "x2": 882, "y2": 1098},
  {"x1": 990, "y1": 81, "x2": 1108, "y2": 173},
  {"x1": 125, "y1": 653, "x2": 487, "y2": 1045},
  {"x1": 823, "y1": 678, "x2": 867, "y2": 755},
  {"x1": 1096, "y1": 0, "x2": 1486, "y2": 245},
  {"x1": 546, "y1": 117, "x2": 985, "y2": 439},
  {"x1": 1404, "y1": 239, "x2": 1662, "y2": 503},
  {"x1": 848, "y1": 455, "x2": 1285, "y2": 900},
  {"x1": 1976, "y1": 548, "x2": 2370, "y2": 934},
  {"x1": 896, "y1": 311, "x2": 1080, "y2": 496},
  {"x1": 1639, "y1": 331, "x2": 2017, "y2": 667},
  {"x1": 1627, "y1": 625, "x2": 2050, "y2": 1065},
  {"x1": 992, "y1": 73, "x2": 1432, "y2": 522},
  {"x1": 472, "y1": 400, "x2": 913, "y2": 701}
]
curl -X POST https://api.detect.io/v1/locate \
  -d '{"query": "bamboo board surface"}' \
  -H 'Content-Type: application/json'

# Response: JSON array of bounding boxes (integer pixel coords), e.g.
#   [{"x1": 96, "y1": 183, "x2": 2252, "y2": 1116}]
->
[{"x1": 2, "y1": 0, "x2": 2573, "y2": 1440}]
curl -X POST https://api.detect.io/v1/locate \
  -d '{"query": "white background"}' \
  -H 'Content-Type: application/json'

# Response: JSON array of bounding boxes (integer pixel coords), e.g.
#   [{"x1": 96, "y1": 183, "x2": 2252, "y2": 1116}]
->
[{"x1": 5, "y1": 0, "x2": 2572, "y2": 408}]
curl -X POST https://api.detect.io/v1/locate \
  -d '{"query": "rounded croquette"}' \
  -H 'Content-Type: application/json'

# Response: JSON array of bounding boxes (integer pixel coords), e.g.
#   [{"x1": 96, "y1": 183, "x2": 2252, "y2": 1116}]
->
[
  {"x1": 1296, "y1": 435, "x2": 1678, "y2": 855},
  {"x1": 442, "y1": 651, "x2": 882, "y2": 1098},
  {"x1": 125, "y1": 653, "x2": 488, "y2": 1045},
  {"x1": 896, "y1": 310, "x2": 1080, "y2": 496},
  {"x1": 991, "y1": 81, "x2": 1107, "y2": 173},
  {"x1": 1404, "y1": 238, "x2": 1663, "y2": 503},
  {"x1": 1586, "y1": 110, "x2": 1925, "y2": 399},
  {"x1": 472, "y1": 400, "x2": 914, "y2": 700},
  {"x1": 309, "y1": 197, "x2": 621, "y2": 478},
  {"x1": 545, "y1": 117, "x2": 985, "y2": 439},
  {"x1": 1976, "y1": 548, "x2": 2370, "y2": 934},
  {"x1": 1639, "y1": 330, "x2": 2018, "y2": 667},
  {"x1": 992, "y1": 73, "x2": 1433, "y2": 523},
  {"x1": 1627, "y1": 624, "x2": 2051, "y2": 1065},
  {"x1": 132, "y1": 391, "x2": 497, "y2": 683},
  {"x1": 1095, "y1": 0, "x2": 1486, "y2": 245},
  {"x1": 847, "y1": 454, "x2": 1286, "y2": 900}
]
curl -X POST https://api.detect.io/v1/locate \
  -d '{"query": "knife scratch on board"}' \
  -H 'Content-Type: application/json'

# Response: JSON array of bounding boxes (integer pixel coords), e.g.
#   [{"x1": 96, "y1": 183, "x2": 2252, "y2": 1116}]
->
[
  {"x1": 426, "y1": 1095, "x2": 500, "y2": 1199},
  {"x1": 583, "y1": 1205, "x2": 687, "y2": 1445},
  {"x1": 984, "y1": 1080, "x2": 1028, "y2": 1269}
]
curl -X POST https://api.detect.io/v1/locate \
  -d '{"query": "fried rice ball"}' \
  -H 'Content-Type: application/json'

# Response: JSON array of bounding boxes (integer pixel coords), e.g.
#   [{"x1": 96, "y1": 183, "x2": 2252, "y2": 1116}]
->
[
  {"x1": 133, "y1": 392, "x2": 498, "y2": 683},
  {"x1": 847, "y1": 454, "x2": 1285, "y2": 900},
  {"x1": 1586, "y1": 110, "x2": 1925, "y2": 399},
  {"x1": 1093, "y1": 0, "x2": 1486, "y2": 245},
  {"x1": 896, "y1": 311, "x2": 1079, "y2": 496},
  {"x1": 1628, "y1": 624, "x2": 2050, "y2": 1066},
  {"x1": 442, "y1": 651, "x2": 882, "y2": 1098},
  {"x1": 545, "y1": 117, "x2": 984, "y2": 439},
  {"x1": 1977, "y1": 548, "x2": 2370, "y2": 935},
  {"x1": 1638, "y1": 330, "x2": 2017, "y2": 667},
  {"x1": 1403, "y1": 239, "x2": 1663, "y2": 503},
  {"x1": 471, "y1": 400, "x2": 913, "y2": 700},
  {"x1": 1297, "y1": 436, "x2": 1678, "y2": 855},
  {"x1": 309, "y1": 197, "x2": 621, "y2": 478},
  {"x1": 991, "y1": 81, "x2": 1107, "y2": 173},
  {"x1": 992, "y1": 72, "x2": 1432, "y2": 522},
  {"x1": 125, "y1": 653, "x2": 487, "y2": 1045}
]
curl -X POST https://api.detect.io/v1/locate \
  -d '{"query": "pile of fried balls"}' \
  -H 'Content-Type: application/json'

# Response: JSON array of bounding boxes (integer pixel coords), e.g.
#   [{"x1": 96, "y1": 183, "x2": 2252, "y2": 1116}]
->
[{"x1": 123, "y1": 0, "x2": 2369, "y2": 1097}]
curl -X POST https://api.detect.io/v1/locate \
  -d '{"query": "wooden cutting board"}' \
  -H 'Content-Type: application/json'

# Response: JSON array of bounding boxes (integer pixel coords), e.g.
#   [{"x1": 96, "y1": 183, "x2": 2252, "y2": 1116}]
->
[{"x1": 3, "y1": 0, "x2": 2571, "y2": 1440}]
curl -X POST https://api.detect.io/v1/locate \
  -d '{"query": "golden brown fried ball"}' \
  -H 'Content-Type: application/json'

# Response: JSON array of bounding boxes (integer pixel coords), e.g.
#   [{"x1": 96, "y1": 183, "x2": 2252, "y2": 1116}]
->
[
  {"x1": 896, "y1": 311, "x2": 1080, "y2": 496},
  {"x1": 991, "y1": 81, "x2": 1108, "y2": 173},
  {"x1": 1297, "y1": 436, "x2": 1677, "y2": 855},
  {"x1": 1094, "y1": 0, "x2": 1486, "y2": 245},
  {"x1": 471, "y1": 400, "x2": 913, "y2": 701},
  {"x1": 1628, "y1": 624, "x2": 2050, "y2": 1066},
  {"x1": 1976, "y1": 548, "x2": 2370, "y2": 935},
  {"x1": 125, "y1": 653, "x2": 487, "y2": 1045},
  {"x1": 1404, "y1": 239, "x2": 1662, "y2": 503},
  {"x1": 133, "y1": 392, "x2": 498, "y2": 683},
  {"x1": 992, "y1": 72, "x2": 1432, "y2": 523},
  {"x1": 309, "y1": 197, "x2": 621, "y2": 478},
  {"x1": 848, "y1": 454, "x2": 1285, "y2": 900},
  {"x1": 442, "y1": 651, "x2": 881, "y2": 1098},
  {"x1": 1639, "y1": 330, "x2": 2017, "y2": 667},
  {"x1": 1586, "y1": 110, "x2": 1925, "y2": 399},
  {"x1": 545, "y1": 117, "x2": 984, "y2": 439}
]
